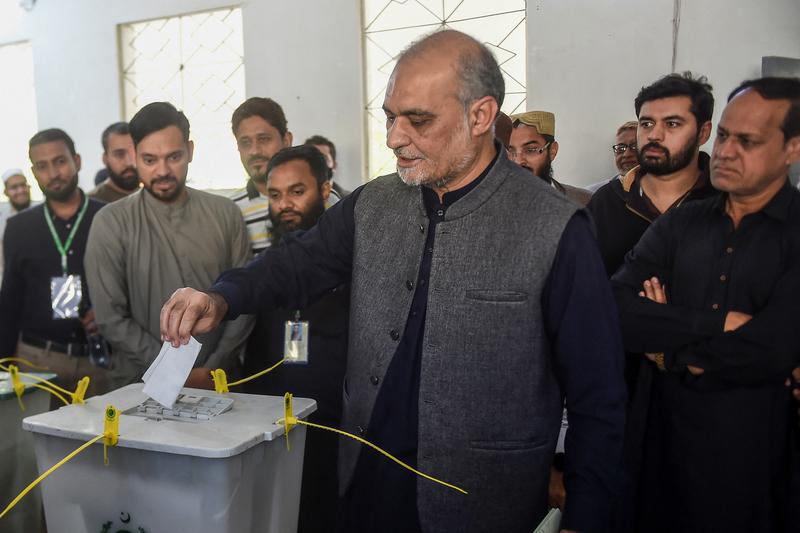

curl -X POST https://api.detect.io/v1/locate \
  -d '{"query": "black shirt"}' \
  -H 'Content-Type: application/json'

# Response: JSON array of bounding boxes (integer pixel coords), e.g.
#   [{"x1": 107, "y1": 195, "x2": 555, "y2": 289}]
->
[
  {"x1": 587, "y1": 152, "x2": 718, "y2": 277},
  {"x1": 213, "y1": 162, "x2": 626, "y2": 532},
  {"x1": 0, "y1": 192, "x2": 105, "y2": 354},
  {"x1": 611, "y1": 182, "x2": 800, "y2": 532}
]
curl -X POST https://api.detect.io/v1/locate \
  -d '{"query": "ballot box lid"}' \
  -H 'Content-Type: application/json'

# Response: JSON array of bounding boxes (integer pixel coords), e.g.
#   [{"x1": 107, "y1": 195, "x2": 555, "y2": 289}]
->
[
  {"x1": 22, "y1": 383, "x2": 316, "y2": 458},
  {"x1": 0, "y1": 371, "x2": 58, "y2": 401}
]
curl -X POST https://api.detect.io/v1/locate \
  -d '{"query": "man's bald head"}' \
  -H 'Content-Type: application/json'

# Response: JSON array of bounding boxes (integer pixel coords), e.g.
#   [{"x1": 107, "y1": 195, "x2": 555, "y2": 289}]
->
[{"x1": 395, "y1": 29, "x2": 505, "y2": 111}]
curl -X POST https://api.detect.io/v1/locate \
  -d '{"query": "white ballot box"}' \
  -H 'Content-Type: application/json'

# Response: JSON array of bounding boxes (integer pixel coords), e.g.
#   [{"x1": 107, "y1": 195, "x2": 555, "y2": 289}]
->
[
  {"x1": 0, "y1": 371, "x2": 56, "y2": 533},
  {"x1": 22, "y1": 383, "x2": 316, "y2": 533}
]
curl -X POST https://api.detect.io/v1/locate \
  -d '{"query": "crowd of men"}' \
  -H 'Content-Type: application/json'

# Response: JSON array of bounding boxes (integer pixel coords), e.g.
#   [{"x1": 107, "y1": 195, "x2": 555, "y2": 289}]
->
[{"x1": 1, "y1": 27, "x2": 798, "y2": 533}]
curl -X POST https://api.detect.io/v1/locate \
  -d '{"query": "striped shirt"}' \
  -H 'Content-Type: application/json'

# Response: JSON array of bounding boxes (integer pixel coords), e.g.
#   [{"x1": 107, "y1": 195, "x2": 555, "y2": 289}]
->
[{"x1": 230, "y1": 179, "x2": 343, "y2": 256}]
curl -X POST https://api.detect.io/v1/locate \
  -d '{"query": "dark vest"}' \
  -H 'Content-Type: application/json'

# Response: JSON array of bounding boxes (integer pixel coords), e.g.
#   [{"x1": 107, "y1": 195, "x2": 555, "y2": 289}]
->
[{"x1": 341, "y1": 153, "x2": 579, "y2": 532}]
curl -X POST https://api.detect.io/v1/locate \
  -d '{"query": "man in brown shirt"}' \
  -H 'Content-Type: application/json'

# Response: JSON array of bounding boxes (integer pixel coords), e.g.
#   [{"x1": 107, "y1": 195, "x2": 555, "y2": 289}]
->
[{"x1": 88, "y1": 122, "x2": 140, "y2": 203}]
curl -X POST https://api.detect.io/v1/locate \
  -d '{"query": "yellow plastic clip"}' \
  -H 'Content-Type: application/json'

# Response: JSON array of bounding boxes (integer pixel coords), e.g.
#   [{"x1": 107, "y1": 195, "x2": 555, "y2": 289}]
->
[
  {"x1": 102, "y1": 404, "x2": 119, "y2": 466},
  {"x1": 71, "y1": 376, "x2": 90, "y2": 404},
  {"x1": 211, "y1": 368, "x2": 229, "y2": 394},
  {"x1": 9, "y1": 364, "x2": 26, "y2": 411},
  {"x1": 282, "y1": 392, "x2": 298, "y2": 451}
]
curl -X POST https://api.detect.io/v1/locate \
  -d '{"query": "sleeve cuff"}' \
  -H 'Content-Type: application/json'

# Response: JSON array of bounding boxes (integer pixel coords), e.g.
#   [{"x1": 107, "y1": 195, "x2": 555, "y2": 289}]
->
[{"x1": 207, "y1": 281, "x2": 243, "y2": 321}]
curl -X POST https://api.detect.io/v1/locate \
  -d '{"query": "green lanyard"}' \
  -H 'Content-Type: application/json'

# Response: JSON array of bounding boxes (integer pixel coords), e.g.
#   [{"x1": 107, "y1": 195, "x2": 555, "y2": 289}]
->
[{"x1": 43, "y1": 195, "x2": 89, "y2": 275}]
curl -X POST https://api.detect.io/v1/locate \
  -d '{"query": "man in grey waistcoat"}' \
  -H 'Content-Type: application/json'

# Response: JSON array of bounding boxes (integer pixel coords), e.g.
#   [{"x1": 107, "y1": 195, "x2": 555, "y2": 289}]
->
[{"x1": 160, "y1": 30, "x2": 626, "y2": 533}]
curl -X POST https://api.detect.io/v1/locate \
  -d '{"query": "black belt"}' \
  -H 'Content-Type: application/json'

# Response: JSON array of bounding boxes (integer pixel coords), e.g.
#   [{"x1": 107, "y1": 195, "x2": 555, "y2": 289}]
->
[{"x1": 20, "y1": 333, "x2": 89, "y2": 357}]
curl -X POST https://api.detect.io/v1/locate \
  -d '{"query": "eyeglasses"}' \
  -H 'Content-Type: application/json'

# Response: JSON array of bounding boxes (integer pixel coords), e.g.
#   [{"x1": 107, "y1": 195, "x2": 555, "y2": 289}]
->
[
  {"x1": 508, "y1": 141, "x2": 552, "y2": 159},
  {"x1": 612, "y1": 143, "x2": 637, "y2": 155}
]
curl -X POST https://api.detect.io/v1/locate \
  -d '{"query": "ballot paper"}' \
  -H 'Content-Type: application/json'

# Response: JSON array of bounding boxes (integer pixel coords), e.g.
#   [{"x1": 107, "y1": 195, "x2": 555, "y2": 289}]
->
[
  {"x1": 533, "y1": 508, "x2": 562, "y2": 533},
  {"x1": 142, "y1": 337, "x2": 202, "y2": 408}
]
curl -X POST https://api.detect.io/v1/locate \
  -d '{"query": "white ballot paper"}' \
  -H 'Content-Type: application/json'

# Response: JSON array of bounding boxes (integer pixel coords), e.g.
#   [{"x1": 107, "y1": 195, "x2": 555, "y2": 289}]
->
[{"x1": 142, "y1": 337, "x2": 202, "y2": 408}]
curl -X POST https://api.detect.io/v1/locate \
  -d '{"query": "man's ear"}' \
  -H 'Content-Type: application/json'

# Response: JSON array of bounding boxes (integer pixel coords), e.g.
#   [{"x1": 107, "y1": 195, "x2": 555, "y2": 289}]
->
[
  {"x1": 548, "y1": 141, "x2": 559, "y2": 162},
  {"x1": 283, "y1": 131, "x2": 294, "y2": 148},
  {"x1": 321, "y1": 179, "x2": 332, "y2": 202},
  {"x1": 785, "y1": 135, "x2": 800, "y2": 167},
  {"x1": 698, "y1": 120, "x2": 713, "y2": 146},
  {"x1": 74, "y1": 153, "x2": 82, "y2": 172},
  {"x1": 187, "y1": 140, "x2": 194, "y2": 163},
  {"x1": 469, "y1": 96, "x2": 499, "y2": 137}
]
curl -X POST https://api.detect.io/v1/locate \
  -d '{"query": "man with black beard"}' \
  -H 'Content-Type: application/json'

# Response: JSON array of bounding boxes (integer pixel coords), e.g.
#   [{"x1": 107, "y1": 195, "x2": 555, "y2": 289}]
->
[
  {"x1": 508, "y1": 110, "x2": 591, "y2": 205},
  {"x1": 587, "y1": 73, "x2": 720, "y2": 530},
  {"x1": 89, "y1": 122, "x2": 140, "y2": 203},
  {"x1": 242, "y1": 144, "x2": 349, "y2": 533},
  {"x1": 588, "y1": 72, "x2": 719, "y2": 277},
  {"x1": 0, "y1": 128, "x2": 109, "y2": 399},
  {"x1": 85, "y1": 102, "x2": 253, "y2": 389}
]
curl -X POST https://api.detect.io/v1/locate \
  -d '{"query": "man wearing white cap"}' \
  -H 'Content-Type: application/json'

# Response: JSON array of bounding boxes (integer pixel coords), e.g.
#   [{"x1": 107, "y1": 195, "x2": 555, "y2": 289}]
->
[{"x1": 0, "y1": 168, "x2": 33, "y2": 280}]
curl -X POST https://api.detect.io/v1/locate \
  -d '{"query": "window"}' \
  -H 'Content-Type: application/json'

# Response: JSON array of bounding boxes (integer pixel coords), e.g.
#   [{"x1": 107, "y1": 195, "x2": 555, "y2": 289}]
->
[
  {"x1": 0, "y1": 41, "x2": 39, "y2": 200},
  {"x1": 119, "y1": 8, "x2": 245, "y2": 191},
  {"x1": 362, "y1": 0, "x2": 527, "y2": 180}
]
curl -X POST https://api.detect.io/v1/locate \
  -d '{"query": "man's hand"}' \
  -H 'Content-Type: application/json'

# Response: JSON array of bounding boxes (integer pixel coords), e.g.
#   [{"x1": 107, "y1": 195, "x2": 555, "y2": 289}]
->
[
  {"x1": 184, "y1": 367, "x2": 214, "y2": 390},
  {"x1": 724, "y1": 311, "x2": 752, "y2": 332},
  {"x1": 160, "y1": 288, "x2": 228, "y2": 347},
  {"x1": 548, "y1": 465, "x2": 566, "y2": 510},
  {"x1": 80, "y1": 308, "x2": 99, "y2": 336},
  {"x1": 639, "y1": 277, "x2": 667, "y2": 304}
]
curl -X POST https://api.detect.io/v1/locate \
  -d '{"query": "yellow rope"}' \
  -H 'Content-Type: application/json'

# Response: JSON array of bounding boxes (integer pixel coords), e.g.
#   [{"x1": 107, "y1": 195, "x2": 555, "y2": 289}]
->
[
  {"x1": 228, "y1": 358, "x2": 286, "y2": 387},
  {"x1": 29, "y1": 382, "x2": 70, "y2": 406},
  {"x1": 0, "y1": 363, "x2": 74, "y2": 396},
  {"x1": 0, "y1": 357, "x2": 48, "y2": 370},
  {"x1": 0, "y1": 434, "x2": 104, "y2": 520},
  {"x1": 286, "y1": 418, "x2": 468, "y2": 495}
]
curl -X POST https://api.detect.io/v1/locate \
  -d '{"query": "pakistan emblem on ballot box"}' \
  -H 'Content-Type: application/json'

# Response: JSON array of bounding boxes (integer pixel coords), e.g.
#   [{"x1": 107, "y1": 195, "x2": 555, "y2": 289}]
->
[{"x1": 100, "y1": 511, "x2": 147, "y2": 533}]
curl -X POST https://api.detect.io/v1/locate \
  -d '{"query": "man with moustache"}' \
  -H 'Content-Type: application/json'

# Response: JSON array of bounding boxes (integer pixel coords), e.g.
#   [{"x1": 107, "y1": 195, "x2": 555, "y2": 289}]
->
[
  {"x1": 0, "y1": 129, "x2": 108, "y2": 397},
  {"x1": 588, "y1": 73, "x2": 719, "y2": 277},
  {"x1": 508, "y1": 110, "x2": 591, "y2": 205},
  {"x1": 160, "y1": 30, "x2": 625, "y2": 533},
  {"x1": 229, "y1": 97, "x2": 294, "y2": 255},
  {"x1": 243, "y1": 144, "x2": 349, "y2": 533},
  {"x1": 612, "y1": 77, "x2": 800, "y2": 533},
  {"x1": 88, "y1": 122, "x2": 140, "y2": 203},
  {"x1": 84, "y1": 102, "x2": 253, "y2": 389}
]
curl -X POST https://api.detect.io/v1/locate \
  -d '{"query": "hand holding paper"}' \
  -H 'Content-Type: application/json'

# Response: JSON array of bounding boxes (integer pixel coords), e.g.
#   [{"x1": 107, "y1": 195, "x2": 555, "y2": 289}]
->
[{"x1": 142, "y1": 337, "x2": 202, "y2": 408}]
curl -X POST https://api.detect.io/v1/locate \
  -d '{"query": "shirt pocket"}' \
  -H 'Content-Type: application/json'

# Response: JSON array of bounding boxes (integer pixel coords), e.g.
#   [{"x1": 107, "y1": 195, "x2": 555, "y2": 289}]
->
[{"x1": 465, "y1": 289, "x2": 529, "y2": 303}]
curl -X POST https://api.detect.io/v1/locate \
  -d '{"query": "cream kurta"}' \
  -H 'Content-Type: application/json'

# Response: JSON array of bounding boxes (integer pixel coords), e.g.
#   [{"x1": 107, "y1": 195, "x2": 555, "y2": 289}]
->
[{"x1": 85, "y1": 187, "x2": 254, "y2": 388}]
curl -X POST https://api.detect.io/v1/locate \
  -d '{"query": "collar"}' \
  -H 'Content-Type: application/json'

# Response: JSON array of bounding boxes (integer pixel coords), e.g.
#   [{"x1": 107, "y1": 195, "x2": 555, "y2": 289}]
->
[
  {"x1": 141, "y1": 185, "x2": 190, "y2": 214},
  {"x1": 245, "y1": 178, "x2": 262, "y2": 200},
  {"x1": 45, "y1": 189, "x2": 86, "y2": 222},
  {"x1": 713, "y1": 179, "x2": 796, "y2": 222},
  {"x1": 421, "y1": 148, "x2": 498, "y2": 212}
]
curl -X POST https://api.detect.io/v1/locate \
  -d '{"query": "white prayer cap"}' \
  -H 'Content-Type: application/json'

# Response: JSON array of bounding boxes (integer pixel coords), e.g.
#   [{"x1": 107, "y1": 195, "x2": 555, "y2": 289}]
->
[{"x1": 1, "y1": 168, "x2": 25, "y2": 184}]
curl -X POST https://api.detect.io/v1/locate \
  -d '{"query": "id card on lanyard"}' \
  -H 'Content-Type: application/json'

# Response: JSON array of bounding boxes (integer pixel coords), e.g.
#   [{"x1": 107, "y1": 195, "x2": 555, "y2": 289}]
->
[
  {"x1": 284, "y1": 311, "x2": 309, "y2": 365},
  {"x1": 44, "y1": 196, "x2": 89, "y2": 320}
]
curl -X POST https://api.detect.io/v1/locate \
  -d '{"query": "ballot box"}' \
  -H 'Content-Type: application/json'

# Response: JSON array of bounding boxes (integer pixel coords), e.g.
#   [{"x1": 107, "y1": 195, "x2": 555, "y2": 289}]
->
[
  {"x1": 0, "y1": 371, "x2": 56, "y2": 533},
  {"x1": 22, "y1": 383, "x2": 316, "y2": 533}
]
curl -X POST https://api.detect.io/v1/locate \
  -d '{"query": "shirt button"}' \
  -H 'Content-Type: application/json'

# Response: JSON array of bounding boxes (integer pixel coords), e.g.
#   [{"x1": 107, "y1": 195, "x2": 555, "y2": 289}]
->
[
  {"x1": 357, "y1": 425, "x2": 366, "y2": 436},
  {"x1": 68, "y1": 250, "x2": 74, "y2": 255},
  {"x1": 390, "y1": 329, "x2": 400, "y2": 341},
  {"x1": 719, "y1": 274, "x2": 727, "y2": 282},
  {"x1": 427, "y1": 247, "x2": 433, "y2": 253},
  {"x1": 726, "y1": 247, "x2": 734, "y2": 254},
  {"x1": 369, "y1": 375, "x2": 379, "y2": 386},
  {"x1": 712, "y1": 303, "x2": 719, "y2": 310},
  {"x1": 419, "y1": 224, "x2": 425, "y2": 234},
  {"x1": 436, "y1": 209, "x2": 444, "y2": 217},
  {"x1": 406, "y1": 280, "x2": 414, "y2": 290}
]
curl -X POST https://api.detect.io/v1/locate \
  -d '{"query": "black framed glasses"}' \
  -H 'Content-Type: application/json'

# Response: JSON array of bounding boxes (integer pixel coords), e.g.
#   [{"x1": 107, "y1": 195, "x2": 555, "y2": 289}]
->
[
  {"x1": 612, "y1": 142, "x2": 637, "y2": 155},
  {"x1": 508, "y1": 141, "x2": 552, "y2": 159}
]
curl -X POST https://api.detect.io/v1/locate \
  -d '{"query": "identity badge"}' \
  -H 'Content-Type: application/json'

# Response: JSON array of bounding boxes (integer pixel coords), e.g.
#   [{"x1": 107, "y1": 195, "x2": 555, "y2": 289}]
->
[
  {"x1": 51, "y1": 275, "x2": 83, "y2": 319},
  {"x1": 284, "y1": 320, "x2": 309, "y2": 365}
]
